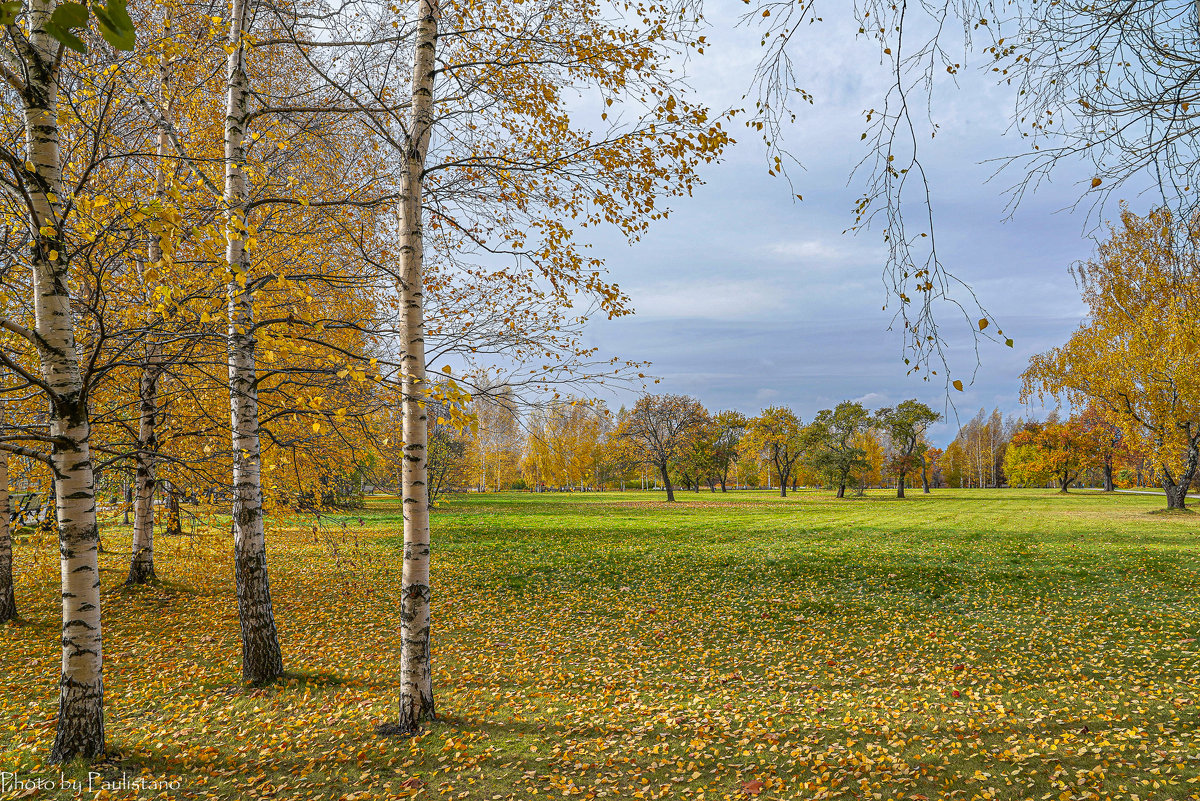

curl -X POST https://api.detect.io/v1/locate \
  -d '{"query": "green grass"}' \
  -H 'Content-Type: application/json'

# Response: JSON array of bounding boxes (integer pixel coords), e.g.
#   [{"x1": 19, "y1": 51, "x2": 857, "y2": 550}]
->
[{"x1": 3, "y1": 488, "x2": 1200, "y2": 800}]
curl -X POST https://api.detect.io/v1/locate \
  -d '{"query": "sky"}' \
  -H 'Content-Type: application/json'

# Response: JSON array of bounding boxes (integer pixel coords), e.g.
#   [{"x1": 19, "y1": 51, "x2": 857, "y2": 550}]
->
[{"x1": 576, "y1": 6, "x2": 1108, "y2": 444}]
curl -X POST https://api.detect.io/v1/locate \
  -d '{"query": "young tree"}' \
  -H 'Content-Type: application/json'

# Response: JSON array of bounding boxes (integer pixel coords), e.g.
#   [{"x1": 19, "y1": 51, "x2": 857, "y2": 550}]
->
[
  {"x1": 379, "y1": 0, "x2": 727, "y2": 732},
  {"x1": 808, "y1": 402, "x2": 873, "y2": 498},
  {"x1": 743, "y1": 407, "x2": 806, "y2": 498},
  {"x1": 876, "y1": 400, "x2": 941, "y2": 498},
  {"x1": 615, "y1": 395, "x2": 709, "y2": 503}
]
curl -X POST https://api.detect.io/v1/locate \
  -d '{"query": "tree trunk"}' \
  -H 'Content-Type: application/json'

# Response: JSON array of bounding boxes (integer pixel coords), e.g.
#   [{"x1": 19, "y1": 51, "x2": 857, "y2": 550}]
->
[
  {"x1": 395, "y1": 0, "x2": 439, "y2": 734},
  {"x1": 128, "y1": 43, "x2": 173, "y2": 586},
  {"x1": 836, "y1": 482, "x2": 845, "y2": 499},
  {"x1": 16, "y1": 4, "x2": 107, "y2": 760},
  {"x1": 1162, "y1": 446, "x2": 1199, "y2": 510},
  {"x1": 166, "y1": 492, "x2": 183, "y2": 537},
  {"x1": 1102, "y1": 457, "x2": 1115, "y2": 492},
  {"x1": 225, "y1": 0, "x2": 283, "y2": 685},
  {"x1": 1164, "y1": 476, "x2": 1189, "y2": 510},
  {"x1": 922, "y1": 462, "x2": 930, "y2": 493},
  {"x1": 660, "y1": 464, "x2": 675, "y2": 502},
  {"x1": 128, "y1": 361, "x2": 159, "y2": 584},
  {"x1": 1058, "y1": 469, "x2": 1072, "y2": 493},
  {"x1": 719, "y1": 476, "x2": 727, "y2": 492},
  {"x1": 0, "y1": 451, "x2": 14, "y2": 622},
  {"x1": 897, "y1": 470, "x2": 906, "y2": 499}
]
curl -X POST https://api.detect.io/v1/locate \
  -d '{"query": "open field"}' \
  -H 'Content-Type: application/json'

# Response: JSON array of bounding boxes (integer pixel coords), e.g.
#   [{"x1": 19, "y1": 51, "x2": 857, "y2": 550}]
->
[{"x1": 3, "y1": 489, "x2": 1200, "y2": 800}]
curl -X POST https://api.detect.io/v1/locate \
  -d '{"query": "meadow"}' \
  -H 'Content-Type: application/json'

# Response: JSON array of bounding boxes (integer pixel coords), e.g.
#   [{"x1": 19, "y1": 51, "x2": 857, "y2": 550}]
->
[{"x1": 2, "y1": 488, "x2": 1199, "y2": 800}]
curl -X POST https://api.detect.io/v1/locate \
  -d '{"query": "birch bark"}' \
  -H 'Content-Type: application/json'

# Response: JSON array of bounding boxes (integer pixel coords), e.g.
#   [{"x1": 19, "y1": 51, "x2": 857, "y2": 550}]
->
[
  {"x1": 129, "y1": 31, "x2": 174, "y2": 585},
  {"x1": 0, "y1": 451, "x2": 14, "y2": 622},
  {"x1": 18, "y1": 0, "x2": 106, "y2": 760},
  {"x1": 396, "y1": 0, "x2": 439, "y2": 732},
  {"x1": 225, "y1": 0, "x2": 283, "y2": 683},
  {"x1": 128, "y1": 362, "x2": 159, "y2": 584}
]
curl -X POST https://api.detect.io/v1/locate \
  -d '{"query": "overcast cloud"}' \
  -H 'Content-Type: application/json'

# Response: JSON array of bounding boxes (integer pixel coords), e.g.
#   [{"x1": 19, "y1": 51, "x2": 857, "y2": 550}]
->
[{"x1": 578, "y1": 7, "x2": 1102, "y2": 444}]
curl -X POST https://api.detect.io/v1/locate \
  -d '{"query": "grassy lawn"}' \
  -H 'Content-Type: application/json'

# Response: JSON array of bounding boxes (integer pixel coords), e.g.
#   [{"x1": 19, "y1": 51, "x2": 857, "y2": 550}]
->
[{"x1": 3, "y1": 489, "x2": 1200, "y2": 800}]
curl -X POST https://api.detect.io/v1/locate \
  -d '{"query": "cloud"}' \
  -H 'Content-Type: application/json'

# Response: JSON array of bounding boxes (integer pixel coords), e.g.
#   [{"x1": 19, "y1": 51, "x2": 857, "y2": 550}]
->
[
  {"x1": 853, "y1": 392, "x2": 887, "y2": 406},
  {"x1": 755, "y1": 388, "x2": 780, "y2": 403},
  {"x1": 629, "y1": 278, "x2": 788, "y2": 321},
  {"x1": 766, "y1": 239, "x2": 854, "y2": 262}
]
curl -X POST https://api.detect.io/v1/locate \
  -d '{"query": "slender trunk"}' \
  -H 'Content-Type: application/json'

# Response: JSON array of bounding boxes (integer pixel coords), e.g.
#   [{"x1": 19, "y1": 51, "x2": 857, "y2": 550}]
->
[
  {"x1": 777, "y1": 459, "x2": 787, "y2": 497},
  {"x1": 0, "y1": 451, "x2": 14, "y2": 622},
  {"x1": 395, "y1": 0, "x2": 439, "y2": 733},
  {"x1": 719, "y1": 476, "x2": 727, "y2": 492},
  {"x1": 897, "y1": 470, "x2": 906, "y2": 499},
  {"x1": 836, "y1": 482, "x2": 845, "y2": 499},
  {"x1": 128, "y1": 361, "x2": 159, "y2": 584},
  {"x1": 16, "y1": 4, "x2": 106, "y2": 760},
  {"x1": 122, "y1": 480, "x2": 130, "y2": 525},
  {"x1": 922, "y1": 461, "x2": 930, "y2": 493},
  {"x1": 128, "y1": 39, "x2": 173, "y2": 586},
  {"x1": 225, "y1": 0, "x2": 283, "y2": 684},
  {"x1": 166, "y1": 492, "x2": 182, "y2": 536},
  {"x1": 1103, "y1": 457, "x2": 1115, "y2": 492},
  {"x1": 660, "y1": 464, "x2": 675, "y2": 502}
]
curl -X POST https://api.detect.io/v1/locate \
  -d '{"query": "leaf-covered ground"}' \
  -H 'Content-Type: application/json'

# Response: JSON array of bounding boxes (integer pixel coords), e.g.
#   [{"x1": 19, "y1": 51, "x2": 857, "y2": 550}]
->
[{"x1": 3, "y1": 489, "x2": 1200, "y2": 800}]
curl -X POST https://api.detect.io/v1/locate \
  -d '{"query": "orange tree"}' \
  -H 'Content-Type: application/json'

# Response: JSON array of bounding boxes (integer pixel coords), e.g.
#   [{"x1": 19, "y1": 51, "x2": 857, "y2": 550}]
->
[{"x1": 1003, "y1": 418, "x2": 1103, "y2": 492}]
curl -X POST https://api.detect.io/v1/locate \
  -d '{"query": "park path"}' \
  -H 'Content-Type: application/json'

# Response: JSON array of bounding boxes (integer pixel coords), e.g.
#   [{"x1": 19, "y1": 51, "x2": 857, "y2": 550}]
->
[{"x1": 1080, "y1": 487, "x2": 1200, "y2": 500}]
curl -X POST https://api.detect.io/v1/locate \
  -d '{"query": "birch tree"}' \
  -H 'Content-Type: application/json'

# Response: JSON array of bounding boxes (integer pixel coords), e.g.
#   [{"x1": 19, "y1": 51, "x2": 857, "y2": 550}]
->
[
  {"x1": 395, "y1": 0, "x2": 438, "y2": 732},
  {"x1": 221, "y1": 0, "x2": 284, "y2": 683},
  {"x1": 1023, "y1": 208, "x2": 1200, "y2": 510},
  {"x1": 372, "y1": 0, "x2": 727, "y2": 731},
  {"x1": 0, "y1": 0, "x2": 137, "y2": 761},
  {"x1": 0, "y1": 450, "x2": 13, "y2": 622}
]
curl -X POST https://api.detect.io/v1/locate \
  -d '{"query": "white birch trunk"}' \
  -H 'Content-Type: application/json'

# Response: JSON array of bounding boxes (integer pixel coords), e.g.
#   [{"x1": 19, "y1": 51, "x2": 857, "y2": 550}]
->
[
  {"x1": 129, "y1": 33, "x2": 173, "y2": 586},
  {"x1": 396, "y1": 0, "x2": 439, "y2": 732},
  {"x1": 0, "y1": 451, "x2": 14, "y2": 622},
  {"x1": 128, "y1": 361, "x2": 159, "y2": 584},
  {"x1": 225, "y1": 0, "x2": 283, "y2": 684},
  {"x1": 19, "y1": 0, "x2": 106, "y2": 760}
]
